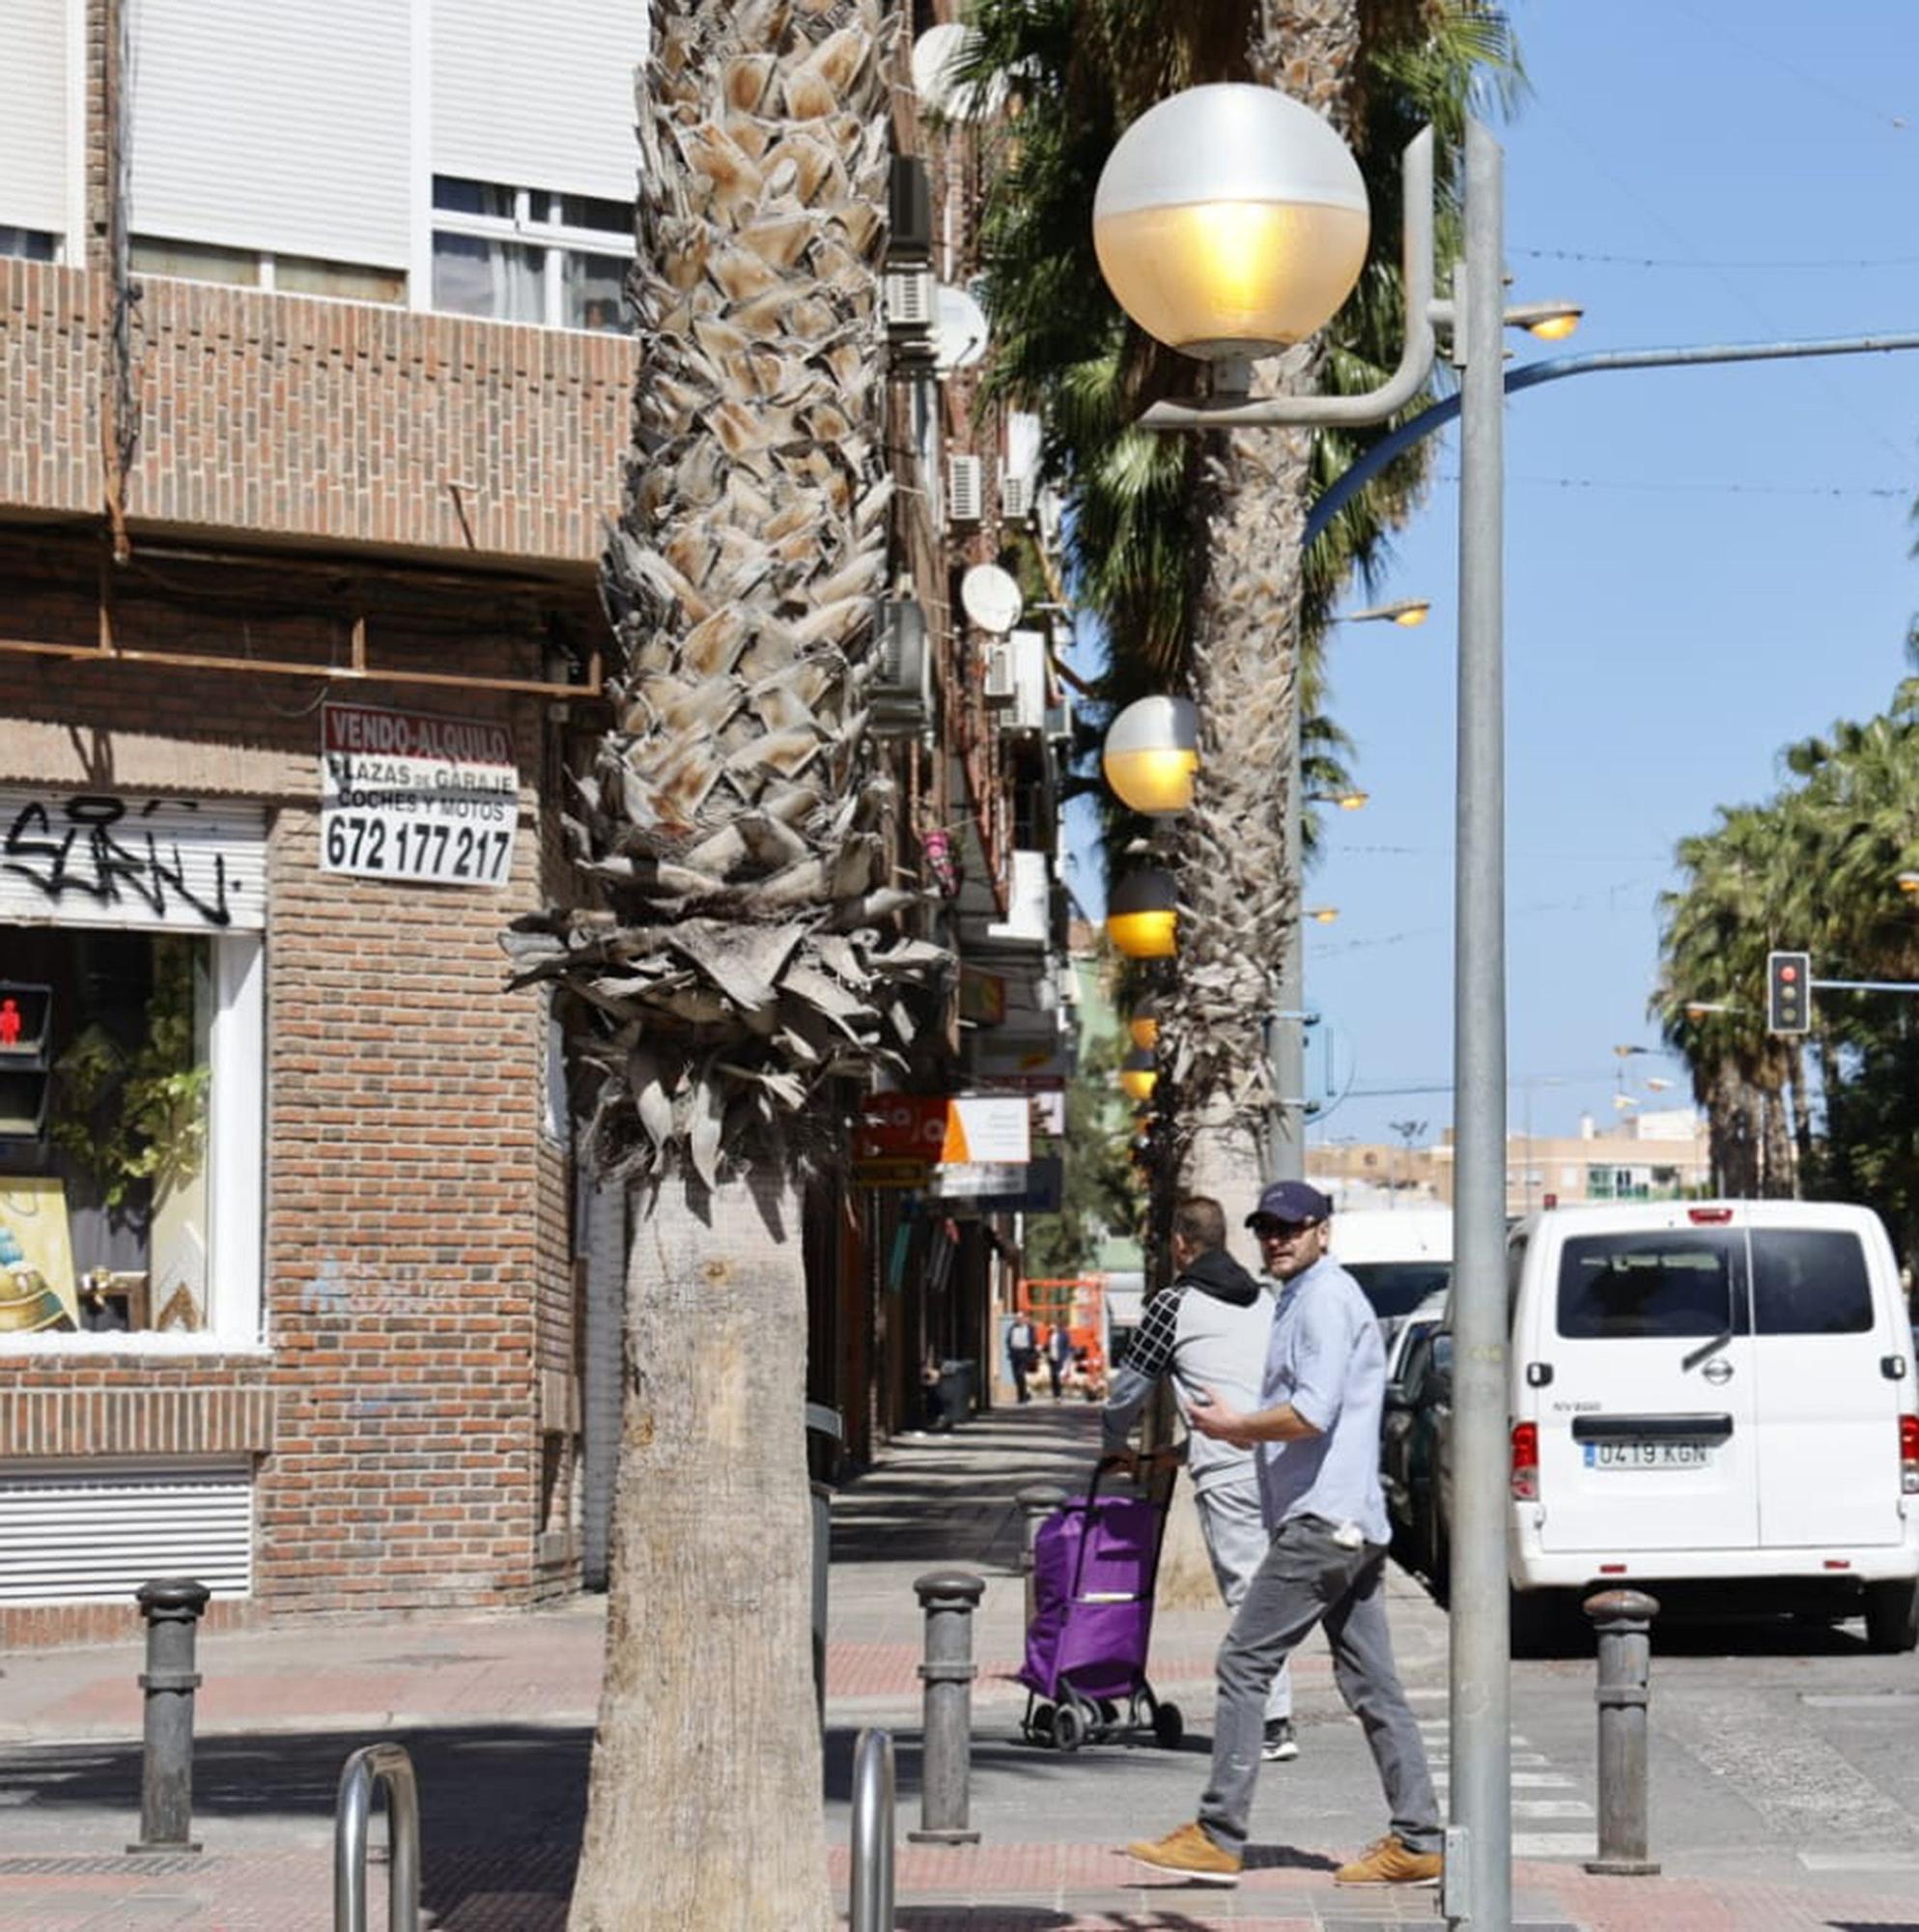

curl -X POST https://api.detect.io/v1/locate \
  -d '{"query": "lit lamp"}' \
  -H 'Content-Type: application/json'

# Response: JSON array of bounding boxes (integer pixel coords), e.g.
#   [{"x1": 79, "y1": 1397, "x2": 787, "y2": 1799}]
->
[
  {"x1": 1092, "y1": 83, "x2": 1369, "y2": 358},
  {"x1": 1103, "y1": 696, "x2": 1199, "y2": 815},
  {"x1": 1119, "y1": 1048, "x2": 1158, "y2": 1102},
  {"x1": 1898, "y1": 870, "x2": 1919, "y2": 895},
  {"x1": 1305, "y1": 905, "x2": 1339, "y2": 924},
  {"x1": 1106, "y1": 867, "x2": 1178, "y2": 958},
  {"x1": 1128, "y1": 999, "x2": 1161, "y2": 1051}
]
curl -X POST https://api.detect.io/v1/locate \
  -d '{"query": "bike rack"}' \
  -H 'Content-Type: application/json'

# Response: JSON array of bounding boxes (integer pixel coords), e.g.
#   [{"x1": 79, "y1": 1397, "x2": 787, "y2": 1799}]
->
[
  {"x1": 334, "y1": 1741, "x2": 421, "y2": 1932},
  {"x1": 848, "y1": 1726, "x2": 895, "y2": 1932}
]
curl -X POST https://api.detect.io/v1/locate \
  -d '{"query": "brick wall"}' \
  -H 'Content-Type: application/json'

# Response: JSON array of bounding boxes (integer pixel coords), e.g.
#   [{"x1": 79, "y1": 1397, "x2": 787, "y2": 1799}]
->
[
  {"x1": 0, "y1": 256, "x2": 631, "y2": 562},
  {"x1": 0, "y1": 619, "x2": 590, "y2": 1644}
]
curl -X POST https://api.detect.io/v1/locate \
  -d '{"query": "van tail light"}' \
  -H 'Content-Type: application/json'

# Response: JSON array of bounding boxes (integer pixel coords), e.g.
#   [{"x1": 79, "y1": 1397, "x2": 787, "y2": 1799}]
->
[
  {"x1": 1687, "y1": 1207, "x2": 1734, "y2": 1224},
  {"x1": 1510, "y1": 1422, "x2": 1539, "y2": 1502},
  {"x1": 1900, "y1": 1414, "x2": 1919, "y2": 1495}
]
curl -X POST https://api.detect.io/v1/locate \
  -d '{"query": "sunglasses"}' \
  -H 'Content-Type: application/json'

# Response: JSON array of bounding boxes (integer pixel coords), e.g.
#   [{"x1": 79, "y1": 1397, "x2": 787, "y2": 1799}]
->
[{"x1": 1253, "y1": 1218, "x2": 1320, "y2": 1239}]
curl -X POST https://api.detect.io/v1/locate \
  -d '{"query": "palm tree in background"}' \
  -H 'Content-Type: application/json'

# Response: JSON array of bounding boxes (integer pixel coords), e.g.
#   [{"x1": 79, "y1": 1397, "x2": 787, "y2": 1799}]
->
[
  {"x1": 509, "y1": 4, "x2": 943, "y2": 1924},
  {"x1": 965, "y1": 0, "x2": 1519, "y2": 1204}
]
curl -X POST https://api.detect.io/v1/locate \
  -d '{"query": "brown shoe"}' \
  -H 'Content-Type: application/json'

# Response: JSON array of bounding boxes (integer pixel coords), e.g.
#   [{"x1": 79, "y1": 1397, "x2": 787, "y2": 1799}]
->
[
  {"x1": 1123, "y1": 1821, "x2": 1242, "y2": 1886},
  {"x1": 1334, "y1": 1833, "x2": 1443, "y2": 1886}
]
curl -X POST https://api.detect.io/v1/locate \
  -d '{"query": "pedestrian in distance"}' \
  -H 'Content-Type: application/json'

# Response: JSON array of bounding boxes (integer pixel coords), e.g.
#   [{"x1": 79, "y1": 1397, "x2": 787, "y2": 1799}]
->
[
  {"x1": 1126, "y1": 1179, "x2": 1442, "y2": 1891},
  {"x1": 1046, "y1": 1319, "x2": 1074, "y2": 1402},
  {"x1": 1100, "y1": 1194, "x2": 1299, "y2": 1763},
  {"x1": 1006, "y1": 1311, "x2": 1037, "y2": 1404}
]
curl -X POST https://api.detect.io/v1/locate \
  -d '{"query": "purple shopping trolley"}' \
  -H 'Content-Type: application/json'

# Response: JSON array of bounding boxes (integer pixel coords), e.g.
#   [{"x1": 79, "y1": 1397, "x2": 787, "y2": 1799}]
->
[{"x1": 1016, "y1": 1463, "x2": 1184, "y2": 1751}]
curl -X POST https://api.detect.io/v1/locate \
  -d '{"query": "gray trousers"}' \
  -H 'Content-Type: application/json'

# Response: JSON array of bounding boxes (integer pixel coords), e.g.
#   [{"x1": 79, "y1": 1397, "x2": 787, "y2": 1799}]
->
[
  {"x1": 1195, "y1": 1479, "x2": 1290, "y2": 1722},
  {"x1": 1199, "y1": 1514, "x2": 1440, "y2": 1856}
]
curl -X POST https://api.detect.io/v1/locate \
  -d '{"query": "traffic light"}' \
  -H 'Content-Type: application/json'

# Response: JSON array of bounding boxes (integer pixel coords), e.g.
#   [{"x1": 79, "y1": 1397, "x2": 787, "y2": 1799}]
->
[{"x1": 1766, "y1": 951, "x2": 1811, "y2": 1035}]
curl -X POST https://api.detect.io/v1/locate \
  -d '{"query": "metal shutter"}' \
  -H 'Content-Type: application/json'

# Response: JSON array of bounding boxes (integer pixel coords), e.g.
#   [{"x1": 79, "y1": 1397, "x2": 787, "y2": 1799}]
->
[
  {"x1": 0, "y1": 792, "x2": 267, "y2": 933},
  {"x1": 0, "y1": 0, "x2": 70, "y2": 237},
  {"x1": 130, "y1": 0, "x2": 411, "y2": 268},
  {"x1": 434, "y1": 1, "x2": 648, "y2": 203},
  {"x1": 0, "y1": 1459, "x2": 255, "y2": 1604}
]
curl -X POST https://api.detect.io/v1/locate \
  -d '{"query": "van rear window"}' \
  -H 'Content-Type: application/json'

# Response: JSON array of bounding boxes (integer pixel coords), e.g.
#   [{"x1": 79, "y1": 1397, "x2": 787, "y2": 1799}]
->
[
  {"x1": 1557, "y1": 1232, "x2": 1737, "y2": 1339},
  {"x1": 1346, "y1": 1261, "x2": 1452, "y2": 1321},
  {"x1": 1750, "y1": 1230, "x2": 1873, "y2": 1335}
]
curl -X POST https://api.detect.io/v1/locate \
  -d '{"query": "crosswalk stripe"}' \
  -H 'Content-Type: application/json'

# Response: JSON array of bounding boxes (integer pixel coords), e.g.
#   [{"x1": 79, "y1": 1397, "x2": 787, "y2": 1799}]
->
[
  {"x1": 1432, "y1": 1772, "x2": 1576, "y2": 1789},
  {"x1": 1513, "y1": 1833, "x2": 1598, "y2": 1859}
]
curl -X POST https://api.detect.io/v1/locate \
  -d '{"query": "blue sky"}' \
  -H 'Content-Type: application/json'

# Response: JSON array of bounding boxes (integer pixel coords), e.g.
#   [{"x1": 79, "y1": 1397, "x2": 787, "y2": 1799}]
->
[{"x1": 1062, "y1": 0, "x2": 1919, "y2": 1147}]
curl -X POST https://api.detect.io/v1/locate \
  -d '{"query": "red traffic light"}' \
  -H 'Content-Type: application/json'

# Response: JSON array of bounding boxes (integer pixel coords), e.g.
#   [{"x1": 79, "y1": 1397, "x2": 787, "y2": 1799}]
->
[{"x1": 1778, "y1": 963, "x2": 1798, "y2": 983}]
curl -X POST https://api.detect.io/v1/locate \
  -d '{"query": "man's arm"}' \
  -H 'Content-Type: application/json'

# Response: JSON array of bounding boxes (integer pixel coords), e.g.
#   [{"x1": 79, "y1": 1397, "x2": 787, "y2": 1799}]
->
[
  {"x1": 1100, "y1": 1286, "x2": 1183, "y2": 1450},
  {"x1": 1187, "y1": 1388, "x2": 1322, "y2": 1448}
]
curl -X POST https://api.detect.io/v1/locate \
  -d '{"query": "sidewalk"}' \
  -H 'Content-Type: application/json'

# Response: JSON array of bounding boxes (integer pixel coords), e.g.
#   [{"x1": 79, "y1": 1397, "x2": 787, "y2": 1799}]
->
[{"x1": 3, "y1": 1400, "x2": 1917, "y2": 1927}]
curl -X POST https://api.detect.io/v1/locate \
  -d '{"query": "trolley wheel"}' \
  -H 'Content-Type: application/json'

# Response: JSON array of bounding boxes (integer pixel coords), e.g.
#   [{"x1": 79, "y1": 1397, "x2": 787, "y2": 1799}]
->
[
  {"x1": 1053, "y1": 1700, "x2": 1085, "y2": 1752},
  {"x1": 1096, "y1": 1698, "x2": 1120, "y2": 1730},
  {"x1": 1152, "y1": 1700, "x2": 1184, "y2": 1749},
  {"x1": 1025, "y1": 1700, "x2": 1055, "y2": 1745}
]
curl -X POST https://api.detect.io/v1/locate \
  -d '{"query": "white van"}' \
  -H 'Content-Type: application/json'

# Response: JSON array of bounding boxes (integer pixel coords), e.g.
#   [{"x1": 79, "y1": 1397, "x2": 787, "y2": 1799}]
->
[
  {"x1": 1331, "y1": 1207, "x2": 1452, "y2": 1346},
  {"x1": 1433, "y1": 1200, "x2": 1919, "y2": 1650}
]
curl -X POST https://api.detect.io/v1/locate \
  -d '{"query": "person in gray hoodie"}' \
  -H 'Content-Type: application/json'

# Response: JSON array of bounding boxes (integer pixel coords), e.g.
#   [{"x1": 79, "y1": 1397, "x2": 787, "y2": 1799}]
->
[{"x1": 1101, "y1": 1194, "x2": 1296, "y2": 1762}]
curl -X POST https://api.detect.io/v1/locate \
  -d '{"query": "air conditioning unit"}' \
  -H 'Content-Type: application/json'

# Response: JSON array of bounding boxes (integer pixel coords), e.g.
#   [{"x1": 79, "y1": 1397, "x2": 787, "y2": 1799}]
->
[
  {"x1": 884, "y1": 268, "x2": 935, "y2": 354},
  {"x1": 870, "y1": 598, "x2": 931, "y2": 736},
  {"x1": 982, "y1": 639, "x2": 1016, "y2": 706},
  {"x1": 946, "y1": 454, "x2": 984, "y2": 526},
  {"x1": 1000, "y1": 469, "x2": 1036, "y2": 526}
]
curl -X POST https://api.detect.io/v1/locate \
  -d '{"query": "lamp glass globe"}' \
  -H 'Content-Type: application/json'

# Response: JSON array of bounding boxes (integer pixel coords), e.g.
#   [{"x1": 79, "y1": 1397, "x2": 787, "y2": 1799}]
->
[
  {"x1": 1093, "y1": 84, "x2": 1369, "y2": 359},
  {"x1": 1106, "y1": 867, "x2": 1179, "y2": 960},
  {"x1": 1103, "y1": 696, "x2": 1199, "y2": 816}
]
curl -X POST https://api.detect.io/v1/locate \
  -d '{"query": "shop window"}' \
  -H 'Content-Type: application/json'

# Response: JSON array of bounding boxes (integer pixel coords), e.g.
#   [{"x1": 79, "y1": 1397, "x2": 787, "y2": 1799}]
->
[
  {"x1": 0, "y1": 927, "x2": 263, "y2": 1350},
  {"x1": 0, "y1": 228, "x2": 57, "y2": 263},
  {"x1": 430, "y1": 176, "x2": 632, "y2": 332}
]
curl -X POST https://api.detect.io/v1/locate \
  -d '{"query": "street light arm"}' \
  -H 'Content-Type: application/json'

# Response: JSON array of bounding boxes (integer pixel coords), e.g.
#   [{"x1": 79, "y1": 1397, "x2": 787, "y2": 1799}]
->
[
  {"x1": 1137, "y1": 128, "x2": 1436, "y2": 432},
  {"x1": 1304, "y1": 327, "x2": 1919, "y2": 550}
]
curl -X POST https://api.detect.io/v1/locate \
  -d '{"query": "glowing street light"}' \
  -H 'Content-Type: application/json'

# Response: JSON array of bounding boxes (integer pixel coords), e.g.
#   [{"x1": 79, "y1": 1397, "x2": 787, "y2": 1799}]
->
[
  {"x1": 1106, "y1": 867, "x2": 1178, "y2": 959},
  {"x1": 1102, "y1": 695, "x2": 1199, "y2": 816},
  {"x1": 1128, "y1": 999, "x2": 1161, "y2": 1051},
  {"x1": 1119, "y1": 1048, "x2": 1158, "y2": 1102}
]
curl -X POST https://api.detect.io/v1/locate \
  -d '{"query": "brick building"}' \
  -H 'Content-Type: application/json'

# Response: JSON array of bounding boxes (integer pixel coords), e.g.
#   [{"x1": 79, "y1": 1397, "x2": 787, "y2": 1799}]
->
[
  {"x1": 0, "y1": 0, "x2": 639, "y2": 1642},
  {"x1": 0, "y1": 2, "x2": 1074, "y2": 1641}
]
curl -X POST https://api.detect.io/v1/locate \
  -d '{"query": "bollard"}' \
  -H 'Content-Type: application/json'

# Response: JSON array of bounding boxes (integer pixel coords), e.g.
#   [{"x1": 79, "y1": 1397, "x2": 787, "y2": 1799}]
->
[
  {"x1": 334, "y1": 1741, "x2": 422, "y2": 1932},
  {"x1": 909, "y1": 1569, "x2": 984, "y2": 1845},
  {"x1": 1014, "y1": 1483, "x2": 1065, "y2": 1627},
  {"x1": 848, "y1": 1727, "x2": 896, "y2": 1932},
  {"x1": 128, "y1": 1577, "x2": 211, "y2": 1855},
  {"x1": 1582, "y1": 1587, "x2": 1662, "y2": 1876}
]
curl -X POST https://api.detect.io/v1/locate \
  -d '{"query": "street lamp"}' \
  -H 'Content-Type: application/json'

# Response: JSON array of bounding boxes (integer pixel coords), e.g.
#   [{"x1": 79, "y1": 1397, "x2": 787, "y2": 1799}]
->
[
  {"x1": 1102, "y1": 695, "x2": 1199, "y2": 815},
  {"x1": 1106, "y1": 867, "x2": 1178, "y2": 959},
  {"x1": 1128, "y1": 999, "x2": 1161, "y2": 1051},
  {"x1": 1094, "y1": 91, "x2": 1512, "y2": 1928},
  {"x1": 1305, "y1": 904, "x2": 1340, "y2": 924},
  {"x1": 1345, "y1": 597, "x2": 1431, "y2": 627},
  {"x1": 1898, "y1": 870, "x2": 1919, "y2": 895},
  {"x1": 1306, "y1": 788, "x2": 1369, "y2": 810},
  {"x1": 1119, "y1": 1048, "x2": 1158, "y2": 1102}
]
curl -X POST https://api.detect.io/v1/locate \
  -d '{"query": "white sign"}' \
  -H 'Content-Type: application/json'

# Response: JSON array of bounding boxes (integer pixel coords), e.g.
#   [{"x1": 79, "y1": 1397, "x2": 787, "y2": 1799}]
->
[
  {"x1": 321, "y1": 703, "x2": 519, "y2": 889},
  {"x1": 931, "y1": 1161, "x2": 1028, "y2": 1201},
  {"x1": 946, "y1": 1094, "x2": 1030, "y2": 1164},
  {"x1": 0, "y1": 790, "x2": 266, "y2": 932}
]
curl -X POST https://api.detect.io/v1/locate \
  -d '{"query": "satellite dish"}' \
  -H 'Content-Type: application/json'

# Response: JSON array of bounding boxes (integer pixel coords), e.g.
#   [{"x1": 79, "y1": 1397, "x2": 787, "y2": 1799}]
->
[
  {"x1": 960, "y1": 564, "x2": 1024, "y2": 635},
  {"x1": 911, "y1": 23, "x2": 981, "y2": 118},
  {"x1": 934, "y1": 282, "x2": 988, "y2": 373}
]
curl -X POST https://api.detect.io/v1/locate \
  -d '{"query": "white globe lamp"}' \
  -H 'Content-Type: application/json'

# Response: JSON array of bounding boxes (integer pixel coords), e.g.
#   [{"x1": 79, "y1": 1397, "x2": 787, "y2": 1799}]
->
[
  {"x1": 1103, "y1": 695, "x2": 1199, "y2": 816},
  {"x1": 1092, "y1": 83, "x2": 1369, "y2": 359}
]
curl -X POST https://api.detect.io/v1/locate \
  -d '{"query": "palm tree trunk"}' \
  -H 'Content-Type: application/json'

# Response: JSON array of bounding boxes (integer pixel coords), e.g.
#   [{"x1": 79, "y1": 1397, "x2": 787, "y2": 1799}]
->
[{"x1": 570, "y1": 1171, "x2": 829, "y2": 1932}]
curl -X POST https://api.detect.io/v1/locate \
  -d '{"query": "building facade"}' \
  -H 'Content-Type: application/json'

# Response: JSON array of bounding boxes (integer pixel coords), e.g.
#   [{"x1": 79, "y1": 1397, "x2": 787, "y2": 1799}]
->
[{"x1": 0, "y1": 1, "x2": 1071, "y2": 1640}]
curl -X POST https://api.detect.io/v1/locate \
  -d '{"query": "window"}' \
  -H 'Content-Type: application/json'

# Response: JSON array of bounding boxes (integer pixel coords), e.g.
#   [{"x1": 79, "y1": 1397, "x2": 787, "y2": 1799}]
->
[
  {"x1": 0, "y1": 228, "x2": 56, "y2": 263},
  {"x1": 431, "y1": 176, "x2": 631, "y2": 331},
  {"x1": 1346, "y1": 1262, "x2": 1452, "y2": 1323},
  {"x1": 1557, "y1": 1231, "x2": 1738, "y2": 1340},
  {"x1": 0, "y1": 925, "x2": 263, "y2": 1350},
  {"x1": 1750, "y1": 1229, "x2": 1873, "y2": 1336},
  {"x1": 130, "y1": 237, "x2": 405, "y2": 304}
]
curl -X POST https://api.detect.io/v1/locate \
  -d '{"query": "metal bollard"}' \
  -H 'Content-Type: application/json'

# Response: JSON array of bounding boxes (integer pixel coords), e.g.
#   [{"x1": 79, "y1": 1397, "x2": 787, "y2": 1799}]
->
[
  {"x1": 334, "y1": 1741, "x2": 422, "y2": 1932},
  {"x1": 908, "y1": 1569, "x2": 983, "y2": 1845},
  {"x1": 849, "y1": 1727, "x2": 896, "y2": 1932},
  {"x1": 128, "y1": 1577, "x2": 211, "y2": 1855},
  {"x1": 1581, "y1": 1587, "x2": 1662, "y2": 1876},
  {"x1": 1014, "y1": 1483, "x2": 1065, "y2": 1627}
]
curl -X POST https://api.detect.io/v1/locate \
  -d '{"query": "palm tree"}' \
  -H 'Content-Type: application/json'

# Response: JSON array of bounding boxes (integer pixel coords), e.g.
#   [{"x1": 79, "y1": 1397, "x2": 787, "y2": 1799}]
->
[{"x1": 509, "y1": 6, "x2": 944, "y2": 1925}]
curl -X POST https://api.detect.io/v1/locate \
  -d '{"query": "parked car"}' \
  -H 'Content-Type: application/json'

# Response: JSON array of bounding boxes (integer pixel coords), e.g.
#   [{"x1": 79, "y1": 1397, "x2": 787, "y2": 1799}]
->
[
  {"x1": 1425, "y1": 1200, "x2": 1919, "y2": 1650},
  {"x1": 1380, "y1": 1289, "x2": 1449, "y2": 1571},
  {"x1": 1332, "y1": 1207, "x2": 1452, "y2": 1350}
]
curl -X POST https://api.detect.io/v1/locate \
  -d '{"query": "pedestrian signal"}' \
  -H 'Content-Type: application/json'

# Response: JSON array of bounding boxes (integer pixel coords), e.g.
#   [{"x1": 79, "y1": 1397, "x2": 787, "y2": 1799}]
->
[{"x1": 1766, "y1": 951, "x2": 1811, "y2": 1036}]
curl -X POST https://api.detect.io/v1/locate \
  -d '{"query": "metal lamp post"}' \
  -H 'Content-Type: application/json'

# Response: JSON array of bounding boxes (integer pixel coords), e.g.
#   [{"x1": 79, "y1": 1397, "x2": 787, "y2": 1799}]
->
[{"x1": 1094, "y1": 85, "x2": 1510, "y2": 1929}]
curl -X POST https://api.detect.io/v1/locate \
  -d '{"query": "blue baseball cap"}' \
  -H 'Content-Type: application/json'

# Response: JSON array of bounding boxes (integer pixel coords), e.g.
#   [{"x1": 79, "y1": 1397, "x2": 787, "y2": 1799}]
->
[{"x1": 1246, "y1": 1180, "x2": 1333, "y2": 1228}]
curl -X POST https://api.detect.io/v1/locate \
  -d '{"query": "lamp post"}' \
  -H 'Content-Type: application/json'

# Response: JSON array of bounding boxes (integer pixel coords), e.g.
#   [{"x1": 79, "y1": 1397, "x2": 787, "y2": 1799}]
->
[{"x1": 1095, "y1": 85, "x2": 1509, "y2": 1927}]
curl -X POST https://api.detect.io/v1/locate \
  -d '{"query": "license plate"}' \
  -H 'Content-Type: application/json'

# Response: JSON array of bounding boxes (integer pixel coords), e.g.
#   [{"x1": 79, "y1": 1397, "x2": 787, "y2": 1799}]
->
[{"x1": 1584, "y1": 1440, "x2": 1712, "y2": 1470}]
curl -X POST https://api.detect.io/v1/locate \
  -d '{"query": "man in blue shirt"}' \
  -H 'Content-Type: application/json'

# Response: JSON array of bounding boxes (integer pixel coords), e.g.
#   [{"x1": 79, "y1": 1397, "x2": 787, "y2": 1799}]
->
[{"x1": 1125, "y1": 1180, "x2": 1442, "y2": 1890}]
